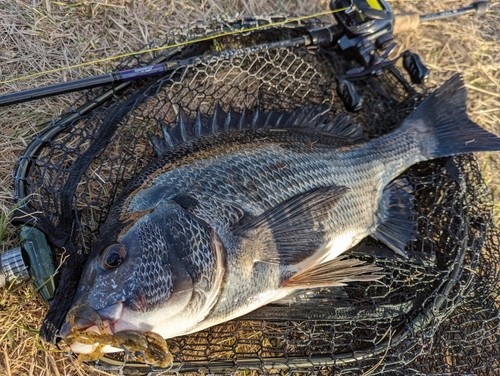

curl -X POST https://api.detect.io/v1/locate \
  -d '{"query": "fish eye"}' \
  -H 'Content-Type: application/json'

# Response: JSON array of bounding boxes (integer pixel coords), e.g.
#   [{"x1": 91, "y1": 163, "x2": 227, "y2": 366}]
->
[{"x1": 101, "y1": 244, "x2": 127, "y2": 270}]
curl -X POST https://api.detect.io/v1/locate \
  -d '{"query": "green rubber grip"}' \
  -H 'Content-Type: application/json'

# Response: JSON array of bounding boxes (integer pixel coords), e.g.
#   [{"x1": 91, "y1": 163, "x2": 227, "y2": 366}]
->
[{"x1": 19, "y1": 226, "x2": 56, "y2": 301}]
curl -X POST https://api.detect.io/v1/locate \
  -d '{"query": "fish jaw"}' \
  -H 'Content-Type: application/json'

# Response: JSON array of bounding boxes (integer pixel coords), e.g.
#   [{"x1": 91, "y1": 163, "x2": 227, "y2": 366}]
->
[
  {"x1": 60, "y1": 302, "x2": 125, "y2": 354},
  {"x1": 60, "y1": 301, "x2": 124, "y2": 335}
]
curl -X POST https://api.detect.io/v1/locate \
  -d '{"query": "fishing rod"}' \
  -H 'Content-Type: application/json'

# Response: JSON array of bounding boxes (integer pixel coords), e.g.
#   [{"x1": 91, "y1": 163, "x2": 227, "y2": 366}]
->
[
  {"x1": 0, "y1": 29, "x2": 345, "y2": 107},
  {"x1": 0, "y1": 1, "x2": 490, "y2": 108}
]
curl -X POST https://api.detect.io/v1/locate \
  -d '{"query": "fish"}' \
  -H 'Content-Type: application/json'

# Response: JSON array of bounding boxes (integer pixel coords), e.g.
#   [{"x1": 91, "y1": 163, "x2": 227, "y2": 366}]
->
[{"x1": 59, "y1": 75, "x2": 500, "y2": 358}]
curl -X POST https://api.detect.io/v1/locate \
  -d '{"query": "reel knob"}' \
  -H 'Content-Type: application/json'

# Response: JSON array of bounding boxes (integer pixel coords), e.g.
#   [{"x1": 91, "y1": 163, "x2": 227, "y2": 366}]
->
[
  {"x1": 337, "y1": 78, "x2": 364, "y2": 112},
  {"x1": 403, "y1": 51, "x2": 431, "y2": 84}
]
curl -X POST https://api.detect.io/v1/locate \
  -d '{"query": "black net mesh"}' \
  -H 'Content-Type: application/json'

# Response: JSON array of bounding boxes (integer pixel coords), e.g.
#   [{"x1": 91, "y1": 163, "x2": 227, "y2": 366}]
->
[{"x1": 12, "y1": 15, "x2": 500, "y2": 375}]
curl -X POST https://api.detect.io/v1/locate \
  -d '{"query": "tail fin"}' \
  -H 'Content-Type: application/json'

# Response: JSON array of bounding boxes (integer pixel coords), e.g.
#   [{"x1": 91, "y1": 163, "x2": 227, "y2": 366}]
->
[{"x1": 404, "y1": 74, "x2": 500, "y2": 158}]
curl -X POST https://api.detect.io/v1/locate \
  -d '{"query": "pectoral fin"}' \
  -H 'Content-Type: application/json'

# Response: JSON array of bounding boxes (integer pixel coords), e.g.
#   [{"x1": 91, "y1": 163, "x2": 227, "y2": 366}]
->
[{"x1": 234, "y1": 186, "x2": 348, "y2": 265}]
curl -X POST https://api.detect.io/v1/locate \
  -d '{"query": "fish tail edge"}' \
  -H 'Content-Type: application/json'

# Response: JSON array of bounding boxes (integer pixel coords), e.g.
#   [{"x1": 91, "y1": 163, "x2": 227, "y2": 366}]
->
[{"x1": 404, "y1": 74, "x2": 500, "y2": 158}]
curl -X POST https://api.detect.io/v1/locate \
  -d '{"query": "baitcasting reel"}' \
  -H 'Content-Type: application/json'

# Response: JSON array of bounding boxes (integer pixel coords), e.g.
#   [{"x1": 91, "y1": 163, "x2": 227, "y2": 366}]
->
[
  {"x1": 332, "y1": 0, "x2": 429, "y2": 111},
  {"x1": 331, "y1": 0, "x2": 489, "y2": 111}
]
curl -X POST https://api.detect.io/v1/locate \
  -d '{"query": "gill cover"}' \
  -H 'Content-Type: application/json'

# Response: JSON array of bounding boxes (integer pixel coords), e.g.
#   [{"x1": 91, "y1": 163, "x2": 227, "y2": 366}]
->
[{"x1": 148, "y1": 200, "x2": 227, "y2": 323}]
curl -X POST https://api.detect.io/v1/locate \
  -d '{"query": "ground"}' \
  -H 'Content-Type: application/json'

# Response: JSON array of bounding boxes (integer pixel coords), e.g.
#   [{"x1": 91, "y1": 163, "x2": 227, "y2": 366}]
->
[{"x1": 0, "y1": 1, "x2": 499, "y2": 375}]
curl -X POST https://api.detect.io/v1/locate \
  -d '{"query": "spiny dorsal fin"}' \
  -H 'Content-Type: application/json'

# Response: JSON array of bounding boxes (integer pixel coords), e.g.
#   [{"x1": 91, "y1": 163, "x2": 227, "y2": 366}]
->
[
  {"x1": 234, "y1": 185, "x2": 348, "y2": 265},
  {"x1": 251, "y1": 108, "x2": 261, "y2": 128},
  {"x1": 194, "y1": 108, "x2": 209, "y2": 137},
  {"x1": 151, "y1": 104, "x2": 364, "y2": 156},
  {"x1": 212, "y1": 102, "x2": 225, "y2": 133},
  {"x1": 266, "y1": 110, "x2": 286, "y2": 127},
  {"x1": 238, "y1": 106, "x2": 248, "y2": 130},
  {"x1": 168, "y1": 107, "x2": 190, "y2": 145},
  {"x1": 150, "y1": 135, "x2": 169, "y2": 156}
]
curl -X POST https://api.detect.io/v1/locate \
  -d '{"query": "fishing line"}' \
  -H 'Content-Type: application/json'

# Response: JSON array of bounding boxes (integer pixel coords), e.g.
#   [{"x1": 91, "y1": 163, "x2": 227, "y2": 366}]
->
[{"x1": 0, "y1": 8, "x2": 348, "y2": 86}]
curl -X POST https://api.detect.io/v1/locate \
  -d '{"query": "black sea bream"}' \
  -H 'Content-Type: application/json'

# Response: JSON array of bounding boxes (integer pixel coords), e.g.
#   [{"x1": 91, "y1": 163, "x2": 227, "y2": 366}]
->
[{"x1": 61, "y1": 75, "x2": 500, "y2": 355}]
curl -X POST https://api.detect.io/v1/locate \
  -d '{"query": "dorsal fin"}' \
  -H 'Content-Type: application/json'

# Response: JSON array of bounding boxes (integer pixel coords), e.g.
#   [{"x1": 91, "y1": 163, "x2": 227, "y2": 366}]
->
[
  {"x1": 169, "y1": 107, "x2": 190, "y2": 145},
  {"x1": 150, "y1": 105, "x2": 365, "y2": 156},
  {"x1": 238, "y1": 106, "x2": 248, "y2": 130},
  {"x1": 286, "y1": 105, "x2": 329, "y2": 128},
  {"x1": 210, "y1": 102, "x2": 225, "y2": 133},
  {"x1": 322, "y1": 114, "x2": 365, "y2": 141},
  {"x1": 193, "y1": 108, "x2": 203, "y2": 137}
]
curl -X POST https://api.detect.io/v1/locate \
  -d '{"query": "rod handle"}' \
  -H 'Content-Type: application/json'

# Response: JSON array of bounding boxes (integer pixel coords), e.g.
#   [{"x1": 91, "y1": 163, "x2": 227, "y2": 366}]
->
[
  {"x1": 472, "y1": 2, "x2": 490, "y2": 16},
  {"x1": 393, "y1": 13, "x2": 421, "y2": 34}
]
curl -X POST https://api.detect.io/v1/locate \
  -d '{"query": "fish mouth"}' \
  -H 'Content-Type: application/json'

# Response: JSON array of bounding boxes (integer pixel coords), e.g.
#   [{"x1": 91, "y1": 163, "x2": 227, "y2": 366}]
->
[{"x1": 60, "y1": 302, "x2": 124, "y2": 354}]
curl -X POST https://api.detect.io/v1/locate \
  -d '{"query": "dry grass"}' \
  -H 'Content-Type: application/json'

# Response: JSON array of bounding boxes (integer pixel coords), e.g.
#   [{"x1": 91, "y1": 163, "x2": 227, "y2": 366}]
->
[{"x1": 0, "y1": 0, "x2": 499, "y2": 375}]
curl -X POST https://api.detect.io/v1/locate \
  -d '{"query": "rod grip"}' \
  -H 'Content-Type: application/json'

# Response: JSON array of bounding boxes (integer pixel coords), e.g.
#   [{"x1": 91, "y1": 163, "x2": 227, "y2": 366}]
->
[
  {"x1": 393, "y1": 13, "x2": 421, "y2": 34},
  {"x1": 472, "y1": 2, "x2": 490, "y2": 17}
]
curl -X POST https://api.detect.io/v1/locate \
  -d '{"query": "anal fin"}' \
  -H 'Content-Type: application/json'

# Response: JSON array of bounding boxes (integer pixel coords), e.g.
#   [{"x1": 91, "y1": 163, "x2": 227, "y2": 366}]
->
[
  {"x1": 372, "y1": 179, "x2": 416, "y2": 257},
  {"x1": 282, "y1": 257, "x2": 382, "y2": 288}
]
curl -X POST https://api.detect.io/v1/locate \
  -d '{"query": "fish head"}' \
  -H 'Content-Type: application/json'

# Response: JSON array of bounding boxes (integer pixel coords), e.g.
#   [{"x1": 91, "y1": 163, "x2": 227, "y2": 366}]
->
[{"x1": 60, "y1": 200, "x2": 226, "y2": 354}]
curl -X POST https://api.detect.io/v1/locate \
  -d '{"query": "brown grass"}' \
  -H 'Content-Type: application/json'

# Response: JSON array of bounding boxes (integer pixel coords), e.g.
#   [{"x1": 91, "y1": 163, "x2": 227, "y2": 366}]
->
[{"x1": 0, "y1": 0, "x2": 499, "y2": 375}]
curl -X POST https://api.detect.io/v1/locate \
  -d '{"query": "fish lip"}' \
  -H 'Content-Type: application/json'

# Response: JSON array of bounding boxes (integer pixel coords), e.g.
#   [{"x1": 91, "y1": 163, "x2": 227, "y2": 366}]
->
[
  {"x1": 97, "y1": 302, "x2": 124, "y2": 326},
  {"x1": 59, "y1": 302, "x2": 124, "y2": 340}
]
